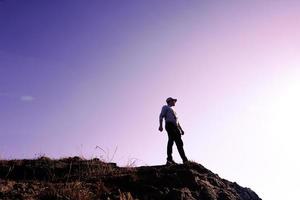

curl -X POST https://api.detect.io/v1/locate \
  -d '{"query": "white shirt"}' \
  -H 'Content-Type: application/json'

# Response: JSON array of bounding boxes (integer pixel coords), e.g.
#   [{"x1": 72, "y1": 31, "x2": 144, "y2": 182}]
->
[{"x1": 159, "y1": 105, "x2": 179, "y2": 125}]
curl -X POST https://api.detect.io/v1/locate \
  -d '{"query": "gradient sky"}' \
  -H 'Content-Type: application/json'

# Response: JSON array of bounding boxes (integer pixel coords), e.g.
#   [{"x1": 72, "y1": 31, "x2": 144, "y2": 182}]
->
[{"x1": 1, "y1": 1, "x2": 300, "y2": 199}]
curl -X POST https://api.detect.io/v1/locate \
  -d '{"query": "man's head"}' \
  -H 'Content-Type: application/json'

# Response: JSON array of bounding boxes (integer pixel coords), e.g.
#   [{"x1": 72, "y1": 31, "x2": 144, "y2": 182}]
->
[{"x1": 166, "y1": 97, "x2": 177, "y2": 106}]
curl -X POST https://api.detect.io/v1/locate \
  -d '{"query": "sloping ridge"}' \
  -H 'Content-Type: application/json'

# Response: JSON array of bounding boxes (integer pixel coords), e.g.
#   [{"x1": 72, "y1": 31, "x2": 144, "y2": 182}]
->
[{"x1": 0, "y1": 157, "x2": 262, "y2": 200}]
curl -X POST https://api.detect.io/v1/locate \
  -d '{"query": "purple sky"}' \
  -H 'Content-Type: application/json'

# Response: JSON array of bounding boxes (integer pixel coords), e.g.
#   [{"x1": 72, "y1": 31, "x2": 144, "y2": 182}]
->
[{"x1": 1, "y1": 1, "x2": 300, "y2": 199}]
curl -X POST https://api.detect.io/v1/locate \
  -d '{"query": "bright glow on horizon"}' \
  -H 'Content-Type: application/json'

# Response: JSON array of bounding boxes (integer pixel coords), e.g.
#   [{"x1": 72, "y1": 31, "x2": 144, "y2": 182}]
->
[{"x1": 251, "y1": 69, "x2": 300, "y2": 200}]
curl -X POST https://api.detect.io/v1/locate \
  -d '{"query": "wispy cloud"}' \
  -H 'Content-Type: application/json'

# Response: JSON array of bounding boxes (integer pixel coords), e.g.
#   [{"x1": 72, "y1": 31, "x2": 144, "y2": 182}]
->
[
  {"x1": 1, "y1": 93, "x2": 36, "y2": 102},
  {"x1": 20, "y1": 95, "x2": 35, "y2": 102}
]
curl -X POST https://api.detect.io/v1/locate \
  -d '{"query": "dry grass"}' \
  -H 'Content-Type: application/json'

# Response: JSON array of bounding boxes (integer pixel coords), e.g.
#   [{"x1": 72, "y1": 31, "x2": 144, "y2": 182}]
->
[
  {"x1": 0, "y1": 156, "x2": 139, "y2": 200},
  {"x1": 38, "y1": 181, "x2": 104, "y2": 200}
]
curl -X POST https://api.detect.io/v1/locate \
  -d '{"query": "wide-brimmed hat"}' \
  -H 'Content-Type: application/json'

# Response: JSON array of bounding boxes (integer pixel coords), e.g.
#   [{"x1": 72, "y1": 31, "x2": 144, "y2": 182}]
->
[{"x1": 166, "y1": 97, "x2": 177, "y2": 103}]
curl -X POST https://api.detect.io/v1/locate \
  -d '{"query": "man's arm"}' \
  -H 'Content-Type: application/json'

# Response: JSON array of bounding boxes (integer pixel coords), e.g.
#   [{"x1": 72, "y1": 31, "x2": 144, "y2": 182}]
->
[
  {"x1": 159, "y1": 118, "x2": 163, "y2": 132},
  {"x1": 178, "y1": 123, "x2": 184, "y2": 135},
  {"x1": 159, "y1": 106, "x2": 166, "y2": 132}
]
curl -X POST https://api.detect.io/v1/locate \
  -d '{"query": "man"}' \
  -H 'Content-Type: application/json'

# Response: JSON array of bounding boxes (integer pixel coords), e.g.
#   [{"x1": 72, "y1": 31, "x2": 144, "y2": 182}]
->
[{"x1": 159, "y1": 97, "x2": 188, "y2": 165}]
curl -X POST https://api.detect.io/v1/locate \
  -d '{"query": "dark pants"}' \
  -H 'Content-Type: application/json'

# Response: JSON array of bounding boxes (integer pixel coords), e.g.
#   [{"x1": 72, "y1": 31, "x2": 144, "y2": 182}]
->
[{"x1": 165, "y1": 122, "x2": 188, "y2": 162}]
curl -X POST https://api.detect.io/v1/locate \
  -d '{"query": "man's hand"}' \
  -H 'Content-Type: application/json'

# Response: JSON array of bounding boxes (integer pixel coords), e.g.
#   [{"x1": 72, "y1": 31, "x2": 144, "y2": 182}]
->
[
  {"x1": 179, "y1": 127, "x2": 184, "y2": 135},
  {"x1": 178, "y1": 124, "x2": 184, "y2": 135},
  {"x1": 181, "y1": 130, "x2": 185, "y2": 135},
  {"x1": 159, "y1": 126, "x2": 163, "y2": 132}
]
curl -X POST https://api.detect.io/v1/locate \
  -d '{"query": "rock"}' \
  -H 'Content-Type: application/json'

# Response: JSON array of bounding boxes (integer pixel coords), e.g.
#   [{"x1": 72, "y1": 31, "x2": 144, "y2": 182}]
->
[
  {"x1": 165, "y1": 187, "x2": 196, "y2": 200},
  {"x1": 0, "y1": 158, "x2": 262, "y2": 200}
]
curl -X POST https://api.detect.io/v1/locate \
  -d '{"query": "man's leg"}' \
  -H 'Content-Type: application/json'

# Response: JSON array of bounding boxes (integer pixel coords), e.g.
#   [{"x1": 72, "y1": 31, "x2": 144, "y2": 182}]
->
[
  {"x1": 167, "y1": 133, "x2": 174, "y2": 161},
  {"x1": 174, "y1": 133, "x2": 188, "y2": 162},
  {"x1": 165, "y1": 122, "x2": 176, "y2": 162}
]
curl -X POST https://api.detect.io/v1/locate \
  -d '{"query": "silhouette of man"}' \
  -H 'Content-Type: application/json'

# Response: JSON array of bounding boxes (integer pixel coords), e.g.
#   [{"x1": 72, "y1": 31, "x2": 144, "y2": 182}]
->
[{"x1": 159, "y1": 97, "x2": 188, "y2": 165}]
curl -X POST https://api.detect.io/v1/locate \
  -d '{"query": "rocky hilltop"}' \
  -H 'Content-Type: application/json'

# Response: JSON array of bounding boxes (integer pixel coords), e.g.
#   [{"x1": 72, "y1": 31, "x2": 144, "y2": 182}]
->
[{"x1": 0, "y1": 157, "x2": 261, "y2": 200}]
